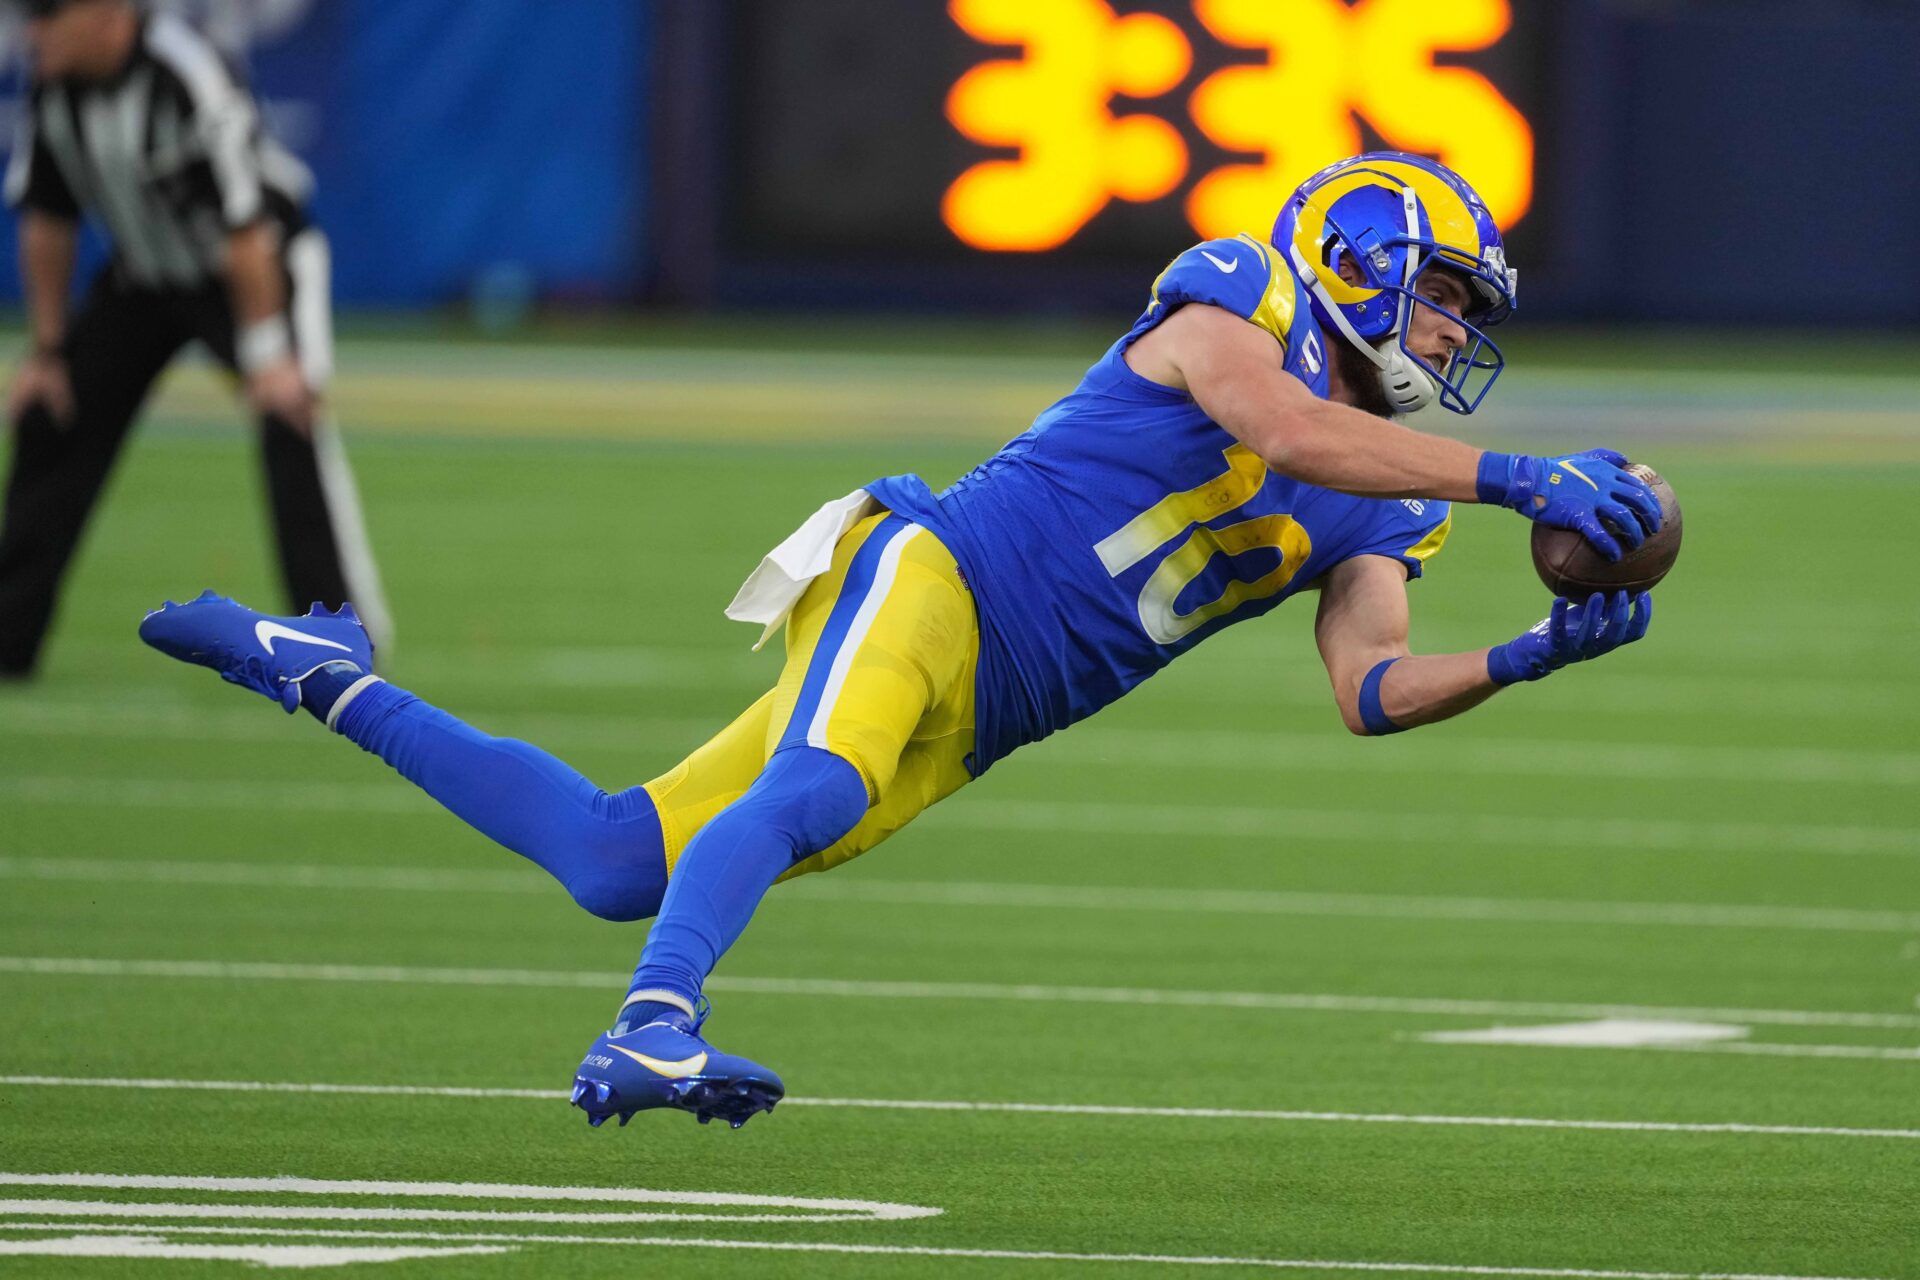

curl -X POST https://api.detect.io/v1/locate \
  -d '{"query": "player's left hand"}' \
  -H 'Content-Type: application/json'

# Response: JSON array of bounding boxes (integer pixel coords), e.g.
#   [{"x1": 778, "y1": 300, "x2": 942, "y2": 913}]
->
[
  {"x1": 1487, "y1": 590, "x2": 1652, "y2": 685},
  {"x1": 247, "y1": 355, "x2": 314, "y2": 437}
]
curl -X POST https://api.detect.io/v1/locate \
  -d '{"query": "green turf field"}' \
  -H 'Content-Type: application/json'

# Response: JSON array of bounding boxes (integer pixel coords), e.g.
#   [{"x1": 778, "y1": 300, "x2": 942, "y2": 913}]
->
[{"x1": 0, "y1": 323, "x2": 1916, "y2": 1277}]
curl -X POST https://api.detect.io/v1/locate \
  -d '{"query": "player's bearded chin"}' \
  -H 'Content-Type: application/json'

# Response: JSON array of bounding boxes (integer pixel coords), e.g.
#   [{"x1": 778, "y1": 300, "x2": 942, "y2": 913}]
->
[{"x1": 1333, "y1": 339, "x2": 1402, "y2": 420}]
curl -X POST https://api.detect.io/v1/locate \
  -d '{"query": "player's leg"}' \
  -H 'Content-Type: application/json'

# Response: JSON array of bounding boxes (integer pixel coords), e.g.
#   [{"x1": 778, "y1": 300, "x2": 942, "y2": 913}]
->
[
  {"x1": 322, "y1": 676, "x2": 672, "y2": 922},
  {"x1": 778, "y1": 707, "x2": 977, "y2": 881},
  {"x1": 0, "y1": 276, "x2": 187, "y2": 676},
  {"x1": 139, "y1": 592, "x2": 681, "y2": 922},
  {"x1": 636, "y1": 619, "x2": 977, "y2": 887},
  {"x1": 572, "y1": 512, "x2": 976, "y2": 1128},
  {"x1": 774, "y1": 544, "x2": 981, "y2": 881},
  {"x1": 195, "y1": 226, "x2": 393, "y2": 651},
  {"x1": 626, "y1": 513, "x2": 971, "y2": 1014}
]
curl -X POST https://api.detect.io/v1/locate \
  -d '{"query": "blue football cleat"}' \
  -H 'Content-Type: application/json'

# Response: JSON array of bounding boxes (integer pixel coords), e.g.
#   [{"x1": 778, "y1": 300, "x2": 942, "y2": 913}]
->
[
  {"x1": 571, "y1": 1004, "x2": 783, "y2": 1130},
  {"x1": 139, "y1": 590, "x2": 373, "y2": 713}
]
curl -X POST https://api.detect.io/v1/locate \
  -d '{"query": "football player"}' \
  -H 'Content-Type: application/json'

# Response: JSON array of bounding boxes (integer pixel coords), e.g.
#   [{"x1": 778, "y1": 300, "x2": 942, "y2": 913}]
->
[{"x1": 142, "y1": 154, "x2": 1660, "y2": 1129}]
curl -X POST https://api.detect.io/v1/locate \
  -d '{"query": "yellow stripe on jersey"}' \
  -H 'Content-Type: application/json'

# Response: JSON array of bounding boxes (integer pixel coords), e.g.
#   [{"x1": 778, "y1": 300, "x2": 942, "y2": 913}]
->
[
  {"x1": 1235, "y1": 232, "x2": 1297, "y2": 349},
  {"x1": 1143, "y1": 250, "x2": 1183, "y2": 321},
  {"x1": 642, "y1": 513, "x2": 979, "y2": 883},
  {"x1": 1405, "y1": 510, "x2": 1453, "y2": 565}
]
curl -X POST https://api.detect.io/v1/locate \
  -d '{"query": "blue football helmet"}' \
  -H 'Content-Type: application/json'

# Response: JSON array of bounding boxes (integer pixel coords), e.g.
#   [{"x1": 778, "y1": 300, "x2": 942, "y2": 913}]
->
[{"x1": 1273, "y1": 153, "x2": 1518, "y2": 414}]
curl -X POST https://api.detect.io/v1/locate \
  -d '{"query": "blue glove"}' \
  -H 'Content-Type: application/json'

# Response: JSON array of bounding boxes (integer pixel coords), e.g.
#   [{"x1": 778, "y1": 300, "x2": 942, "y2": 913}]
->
[
  {"x1": 1476, "y1": 447, "x2": 1663, "y2": 562},
  {"x1": 1488, "y1": 590, "x2": 1653, "y2": 686}
]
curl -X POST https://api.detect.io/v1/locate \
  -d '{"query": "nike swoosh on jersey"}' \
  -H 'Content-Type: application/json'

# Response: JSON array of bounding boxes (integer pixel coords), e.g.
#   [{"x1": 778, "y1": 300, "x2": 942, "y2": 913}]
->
[
  {"x1": 1200, "y1": 250, "x2": 1239, "y2": 274},
  {"x1": 608, "y1": 1042, "x2": 710, "y2": 1077},
  {"x1": 254, "y1": 620, "x2": 354, "y2": 656},
  {"x1": 1555, "y1": 461, "x2": 1601, "y2": 491}
]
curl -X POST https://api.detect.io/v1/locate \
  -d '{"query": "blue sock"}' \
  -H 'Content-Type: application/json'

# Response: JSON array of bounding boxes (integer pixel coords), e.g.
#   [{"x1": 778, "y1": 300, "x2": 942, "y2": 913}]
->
[
  {"x1": 297, "y1": 660, "x2": 368, "y2": 725},
  {"x1": 613, "y1": 999, "x2": 683, "y2": 1035},
  {"x1": 332, "y1": 681, "x2": 667, "y2": 922},
  {"x1": 624, "y1": 746, "x2": 867, "y2": 1013}
]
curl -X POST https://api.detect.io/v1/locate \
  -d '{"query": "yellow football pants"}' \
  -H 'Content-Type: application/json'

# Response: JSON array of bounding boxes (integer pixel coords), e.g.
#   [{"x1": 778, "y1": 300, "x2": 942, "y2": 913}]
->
[{"x1": 642, "y1": 513, "x2": 979, "y2": 881}]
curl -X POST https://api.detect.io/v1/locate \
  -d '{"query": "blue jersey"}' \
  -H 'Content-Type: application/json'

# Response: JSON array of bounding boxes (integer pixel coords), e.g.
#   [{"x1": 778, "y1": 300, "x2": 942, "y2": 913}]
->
[{"x1": 866, "y1": 234, "x2": 1452, "y2": 774}]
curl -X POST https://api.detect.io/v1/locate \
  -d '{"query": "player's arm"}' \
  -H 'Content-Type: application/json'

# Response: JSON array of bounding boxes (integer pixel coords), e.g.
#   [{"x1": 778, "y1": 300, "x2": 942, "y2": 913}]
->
[
  {"x1": 9, "y1": 211, "x2": 79, "y2": 425},
  {"x1": 8, "y1": 83, "x2": 87, "y2": 424},
  {"x1": 170, "y1": 39, "x2": 312, "y2": 436},
  {"x1": 226, "y1": 220, "x2": 312, "y2": 435},
  {"x1": 1313, "y1": 554, "x2": 1493, "y2": 734},
  {"x1": 1136, "y1": 303, "x2": 1662, "y2": 562},
  {"x1": 1152, "y1": 302, "x2": 1483, "y2": 500},
  {"x1": 1313, "y1": 554, "x2": 1652, "y2": 736}
]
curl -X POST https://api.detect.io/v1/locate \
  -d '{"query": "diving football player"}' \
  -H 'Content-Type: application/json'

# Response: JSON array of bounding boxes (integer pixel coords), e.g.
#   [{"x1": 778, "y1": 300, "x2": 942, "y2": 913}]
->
[{"x1": 142, "y1": 154, "x2": 1661, "y2": 1130}]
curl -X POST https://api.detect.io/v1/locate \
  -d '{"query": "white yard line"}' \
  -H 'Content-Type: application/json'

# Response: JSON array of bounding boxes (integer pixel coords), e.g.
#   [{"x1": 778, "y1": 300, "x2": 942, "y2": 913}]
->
[
  {"x1": 7, "y1": 857, "x2": 1917, "y2": 935},
  {"x1": 0, "y1": 1173, "x2": 933, "y2": 1217},
  {"x1": 0, "y1": 702, "x2": 713, "y2": 749},
  {"x1": 0, "y1": 856, "x2": 542, "y2": 896},
  {"x1": 3, "y1": 955, "x2": 1916, "y2": 1031},
  {"x1": 0, "y1": 1200, "x2": 889, "y2": 1227},
  {"x1": 1, "y1": 1077, "x2": 1914, "y2": 1141},
  {"x1": 0, "y1": 1175, "x2": 935, "y2": 1226},
  {"x1": 1035, "y1": 727, "x2": 1920, "y2": 788},
  {"x1": 3, "y1": 776, "x2": 1912, "y2": 857},
  {"x1": 8, "y1": 700, "x2": 1918, "y2": 786},
  {"x1": 0, "y1": 1170, "x2": 935, "y2": 1268},
  {"x1": 1416, "y1": 1038, "x2": 1920, "y2": 1063},
  {"x1": 784, "y1": 878, "x2": 1920, "y2": 934},
  {"x1": 0, "y1": 1233, "x2": 508, "y2": 1268},
  {"x1": 785, "y1": 1095, "x2": 1920, "y2": 1138},
  {"x1": 936, "y1": 801, "x2": 1919, "y2": 859},
  {"x1": 0, "y1": 1223, "x2": 1888, "y2": 1280},
  {"x1": 0, "y1": 775, "x2": 426, "y2": 813}
]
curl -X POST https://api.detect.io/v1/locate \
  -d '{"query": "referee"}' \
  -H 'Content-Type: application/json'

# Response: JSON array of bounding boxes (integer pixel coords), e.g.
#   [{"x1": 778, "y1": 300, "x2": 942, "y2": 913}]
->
[{"x1": 0, "y1": 0, "x2": 388, "y2": 680}]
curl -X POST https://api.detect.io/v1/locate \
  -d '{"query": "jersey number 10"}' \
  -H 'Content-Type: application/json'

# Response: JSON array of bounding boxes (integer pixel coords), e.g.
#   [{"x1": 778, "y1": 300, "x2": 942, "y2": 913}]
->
[{"x1": 1095, "y1": 444, "x2": 1312, "y2": 645}]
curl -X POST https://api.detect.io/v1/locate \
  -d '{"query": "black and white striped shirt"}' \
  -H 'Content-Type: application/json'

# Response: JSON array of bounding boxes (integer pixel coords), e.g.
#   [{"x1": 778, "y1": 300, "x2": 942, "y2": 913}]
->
[{"x1": 4, "y1": 11, "x2": 311, "y2": 290}]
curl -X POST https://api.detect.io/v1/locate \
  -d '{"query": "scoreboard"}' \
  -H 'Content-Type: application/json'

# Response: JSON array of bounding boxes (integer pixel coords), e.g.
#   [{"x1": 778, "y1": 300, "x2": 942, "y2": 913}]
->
[
  {"x1": 711, "y1": 0, "x2": 1548, "y2": 297},
  {"x1": 942, "y1": 0, "x2": 1532, "y2": 252}
]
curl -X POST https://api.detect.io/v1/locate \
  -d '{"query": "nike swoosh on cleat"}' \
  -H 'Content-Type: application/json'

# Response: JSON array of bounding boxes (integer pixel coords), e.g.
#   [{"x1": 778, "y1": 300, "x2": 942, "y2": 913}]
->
[
  {"x1": 1555, "y1": 461, "x2": 1601, "y2": 491},
  {"x1": 1200, "y1": 250, "x2": 1239, "y2": 273},
  {"x1": 607, "y1": 1043, "x2": 709, "y2": 1077},
  {"x1": 255, "y1": 620, "x2": 353, "y2": 657}
]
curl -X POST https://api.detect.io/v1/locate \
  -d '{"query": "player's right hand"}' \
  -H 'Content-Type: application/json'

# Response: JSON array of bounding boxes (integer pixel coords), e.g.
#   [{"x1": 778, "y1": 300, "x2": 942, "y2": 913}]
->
[
  {"x1": 8, "y1": 350, "x2": 75, "y2": 428},
  {"x1": 1487, "y1": 590, "x2": 1653, "y2": 685},
  {"x1": 1476, "y1": 447, "x2": 1663, "y2": 562}
]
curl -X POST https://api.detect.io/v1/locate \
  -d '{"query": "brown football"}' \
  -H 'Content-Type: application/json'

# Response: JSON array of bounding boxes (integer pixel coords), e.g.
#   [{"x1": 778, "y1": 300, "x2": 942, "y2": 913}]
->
[{"x1": 1530, "y1": 463, "x2": 1683, "y2": 596}]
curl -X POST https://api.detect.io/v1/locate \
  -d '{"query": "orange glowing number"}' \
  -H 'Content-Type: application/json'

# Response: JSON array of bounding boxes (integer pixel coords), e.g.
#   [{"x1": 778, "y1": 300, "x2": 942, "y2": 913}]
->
[
  {"x1": 1187, "y1": 0, "x2": 1533, "y2": 237},
  {"x1": 943, "y1": 0, "x2": 1534, "y2": 251},
  {"x1": 944, "y1": 0, "x2": 1193, "y2": 251}
]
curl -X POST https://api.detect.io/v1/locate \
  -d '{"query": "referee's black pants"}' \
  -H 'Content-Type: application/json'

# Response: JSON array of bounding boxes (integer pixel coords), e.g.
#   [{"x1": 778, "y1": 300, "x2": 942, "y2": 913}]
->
[{"x1": 0, "y1": 240, "x2": 381, "y2": 677}]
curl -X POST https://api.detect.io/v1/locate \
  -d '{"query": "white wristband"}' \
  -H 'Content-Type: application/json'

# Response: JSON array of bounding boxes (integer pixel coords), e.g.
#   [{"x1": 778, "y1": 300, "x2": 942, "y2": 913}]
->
[{"x1": 237, "y1": 316, "x2": 293, "y2": 376}]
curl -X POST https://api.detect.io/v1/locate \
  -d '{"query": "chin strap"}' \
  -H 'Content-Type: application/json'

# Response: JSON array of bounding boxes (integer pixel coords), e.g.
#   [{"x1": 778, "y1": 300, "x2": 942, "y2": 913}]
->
[
  {"x1": 1293, "y1": 239, "x2": 1439, "y2": 414},
  {"x1": 1374, "y1": 276, "x2": 1439, "y2": 414},
  {"x1": 1376, "y1": 340, "x2": 1439, "y2": 413}
]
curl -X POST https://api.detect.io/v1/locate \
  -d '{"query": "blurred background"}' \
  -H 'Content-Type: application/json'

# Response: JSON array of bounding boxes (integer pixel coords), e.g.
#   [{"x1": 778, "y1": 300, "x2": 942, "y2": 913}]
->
[
  {"x1": 5, "y1": 0, "x2": 1919, "y2": 322},
  {"x1": 0, "y1": 0, "x2": 1914, "y2": 701}
]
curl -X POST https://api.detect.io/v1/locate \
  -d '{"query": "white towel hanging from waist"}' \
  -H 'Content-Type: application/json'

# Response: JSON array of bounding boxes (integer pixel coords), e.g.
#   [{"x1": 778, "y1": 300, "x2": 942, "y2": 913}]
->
[{"x1": 723, "y1": 488, "x2": 883, "y2": 650}]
